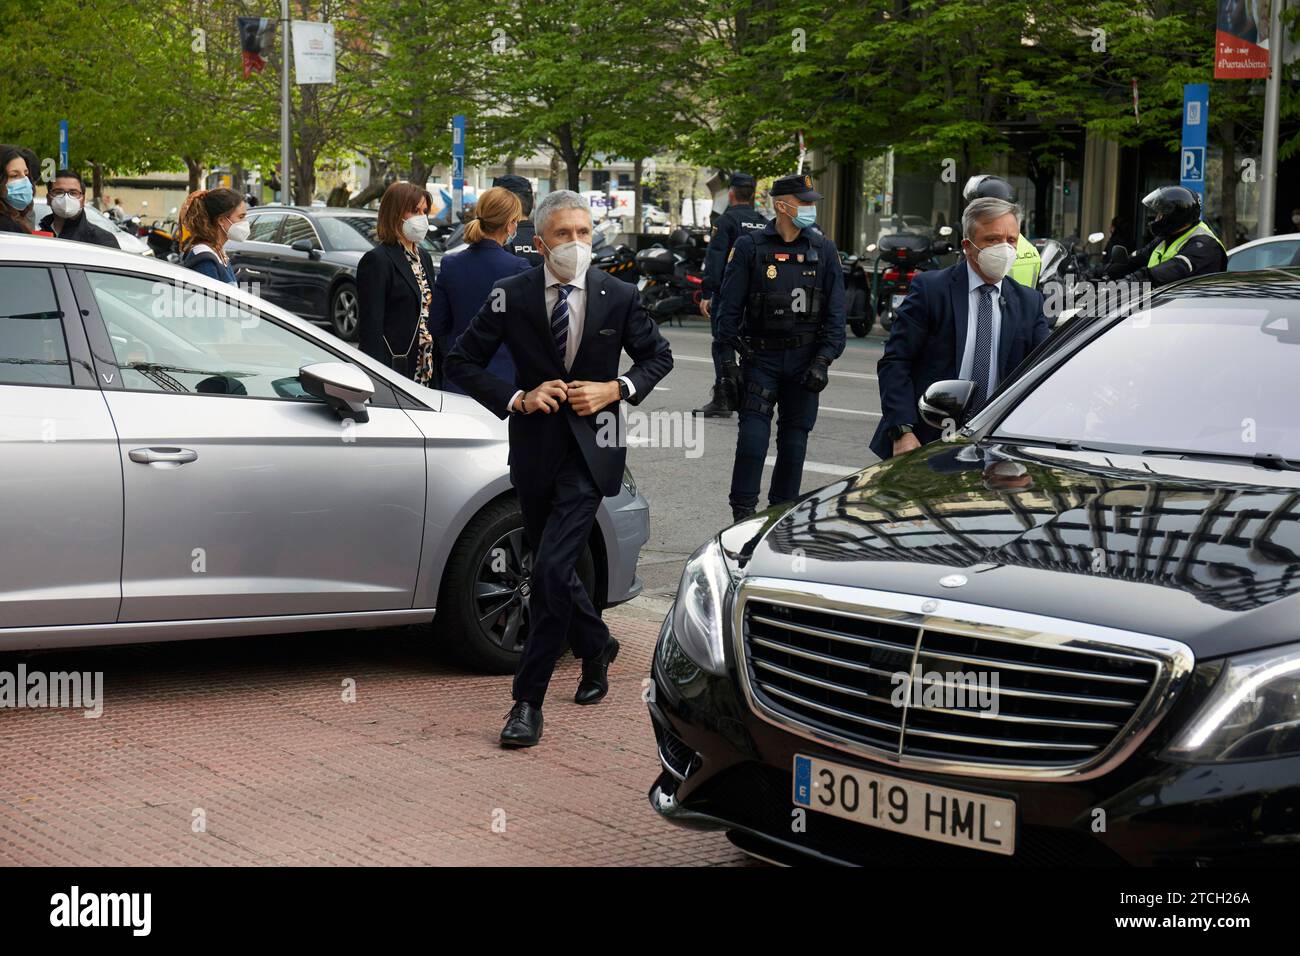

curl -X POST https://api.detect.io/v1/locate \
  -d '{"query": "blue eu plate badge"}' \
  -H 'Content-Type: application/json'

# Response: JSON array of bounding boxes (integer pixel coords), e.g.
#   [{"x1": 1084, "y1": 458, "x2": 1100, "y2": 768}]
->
[{"x1": 793, "y1": 755, "x2": 812, "y2": 806}]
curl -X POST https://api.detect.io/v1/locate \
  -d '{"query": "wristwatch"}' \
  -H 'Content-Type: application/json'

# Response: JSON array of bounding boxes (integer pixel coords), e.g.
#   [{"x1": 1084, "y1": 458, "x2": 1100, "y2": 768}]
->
[
  {"x1": 888, "y1": 424, "x2": 914, "y2": 441},
  {"x1": 617, "y1": 379, "x2": 631, "y2": 401}
]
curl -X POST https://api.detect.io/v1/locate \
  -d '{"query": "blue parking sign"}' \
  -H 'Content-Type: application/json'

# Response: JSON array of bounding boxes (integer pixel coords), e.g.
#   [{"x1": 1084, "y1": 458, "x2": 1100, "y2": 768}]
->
[{"x1": 1180, "y1": 84, "x2": 1208, "y2": 199}]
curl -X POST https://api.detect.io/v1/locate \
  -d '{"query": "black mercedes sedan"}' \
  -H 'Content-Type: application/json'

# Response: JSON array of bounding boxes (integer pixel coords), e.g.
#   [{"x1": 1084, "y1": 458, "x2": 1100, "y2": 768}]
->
[
  {"x1": 226, "y1": 206, "x2": 440, "y2": 342},
  {"x1": 649, "y1": 268, "x2": 1300, "y2": 866}
]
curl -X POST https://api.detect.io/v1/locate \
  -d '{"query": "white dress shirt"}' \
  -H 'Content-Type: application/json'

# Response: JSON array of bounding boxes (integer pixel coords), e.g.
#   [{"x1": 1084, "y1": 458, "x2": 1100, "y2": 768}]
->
[
  {"x1": 957, "y1": 268, "x2": 1004, "y2": 393},
  {"x1": 507, "y1": 263, "x2": 634, "y2": 412}
]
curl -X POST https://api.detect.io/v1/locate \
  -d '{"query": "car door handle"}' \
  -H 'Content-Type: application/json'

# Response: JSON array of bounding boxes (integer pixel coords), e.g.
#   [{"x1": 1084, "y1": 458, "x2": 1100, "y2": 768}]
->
[{"x1": 129, "y1": 447, "x2": 198, "y2": 465}]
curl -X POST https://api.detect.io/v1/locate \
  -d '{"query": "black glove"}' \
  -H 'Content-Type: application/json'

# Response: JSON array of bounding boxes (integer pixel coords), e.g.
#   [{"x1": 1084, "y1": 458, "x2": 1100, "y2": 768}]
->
[
  {"x1": 801, "y1": 356, "x2": 831, "y2": 393},
  {"x1": 721, "y1": 358, "x2": 741, "y2": 388}
]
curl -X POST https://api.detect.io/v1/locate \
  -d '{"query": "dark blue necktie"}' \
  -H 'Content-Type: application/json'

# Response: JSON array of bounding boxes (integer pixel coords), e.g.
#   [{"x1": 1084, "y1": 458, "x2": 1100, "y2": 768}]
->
[
  {"x1": 551, "y1": 283, "x2": 574, "y2": 367},
  {"x1": 971, "y1": 283, "x2": 996, "y2": 408}
]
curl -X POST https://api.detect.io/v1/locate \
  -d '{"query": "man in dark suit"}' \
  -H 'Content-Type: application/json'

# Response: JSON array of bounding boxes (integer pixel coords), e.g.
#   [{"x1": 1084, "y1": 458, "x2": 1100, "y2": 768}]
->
[
  {"x1": 444, "y1": 190, "x2": 673, "y2": 748},
  {"x1": 870, "y1": 196, "x2": 1050, "y2": 462}
]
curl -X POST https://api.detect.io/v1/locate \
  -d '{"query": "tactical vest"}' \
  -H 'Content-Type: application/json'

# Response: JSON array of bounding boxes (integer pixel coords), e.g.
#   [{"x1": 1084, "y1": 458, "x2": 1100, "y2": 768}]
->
[
  {"x1": 1010, "y1": 233, "x2": 1041, "y2": 287},
  {"x1": 727, "y1": 204, "x2": 768, "y2": 235},
  {"x1": 1148, "y1": 221, "x2": 1223, "y2": 268},
  {"x1": 743, "y1": 231, "x2": 823, "y2": 346}
]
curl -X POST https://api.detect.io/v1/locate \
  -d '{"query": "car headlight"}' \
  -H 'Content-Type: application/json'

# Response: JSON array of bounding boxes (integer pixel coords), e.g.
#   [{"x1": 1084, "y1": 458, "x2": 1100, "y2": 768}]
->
[
  {"x1": 621, "y1": 465, "x2": 636, "y2": 498},
  {"x1": 1166, "y1": 642, "x2": 1300, "y2": 762},
  {"x1": 670, "y1": 538, "x2": 731, "y2": 676}
]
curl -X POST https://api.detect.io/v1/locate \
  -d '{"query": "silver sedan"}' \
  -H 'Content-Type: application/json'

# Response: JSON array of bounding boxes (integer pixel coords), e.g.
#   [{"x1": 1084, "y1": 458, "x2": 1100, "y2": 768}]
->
[{"x1": 0, "y1": 234, "x2": 649, "y2": 672}]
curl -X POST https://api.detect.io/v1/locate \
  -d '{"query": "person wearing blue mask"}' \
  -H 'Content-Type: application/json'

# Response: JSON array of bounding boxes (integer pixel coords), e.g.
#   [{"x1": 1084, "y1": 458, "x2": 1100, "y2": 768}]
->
[
  {"x1": 0, "y1": 147, "x2": 36, "y2": 234},
  {"x1": 713, "y1": 173, "x2": 847, "y2": 521}
]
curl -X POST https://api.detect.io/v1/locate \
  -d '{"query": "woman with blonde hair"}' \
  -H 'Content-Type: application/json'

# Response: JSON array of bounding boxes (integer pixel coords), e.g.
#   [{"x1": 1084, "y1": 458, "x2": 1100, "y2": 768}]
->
[
  {"x1": 178, "y1": 187, "x2": 247, "y2": 285},
  {"x1": 357, "y1": 181, "x2": 438, "y2": 384},
  {"x1": 428, "y1": 185, "x2": 529, "y2": 394}
]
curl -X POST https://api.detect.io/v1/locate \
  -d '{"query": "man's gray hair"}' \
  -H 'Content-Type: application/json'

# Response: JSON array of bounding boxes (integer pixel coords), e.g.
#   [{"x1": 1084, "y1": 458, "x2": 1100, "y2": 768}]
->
[
  {"x1": 962, "y1": 196, "x2": 1023, "y2": 240},
  {"x1": 534, "y1": 189, "x2": 592, "y2": 239}
]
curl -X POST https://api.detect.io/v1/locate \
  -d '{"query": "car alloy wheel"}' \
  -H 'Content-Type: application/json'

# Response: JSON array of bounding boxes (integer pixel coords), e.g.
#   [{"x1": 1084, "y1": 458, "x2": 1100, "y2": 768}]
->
[
  {"x1": 475, "y1": 527, "x2": 533, "y2": 654},
  {"x1": 331, "y1": 285, "x2": 359, "y2": 341}
]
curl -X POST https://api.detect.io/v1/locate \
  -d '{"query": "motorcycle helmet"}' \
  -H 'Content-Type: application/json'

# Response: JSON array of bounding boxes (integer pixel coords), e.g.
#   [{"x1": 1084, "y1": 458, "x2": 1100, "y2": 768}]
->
[
  {"x1": 1141, "y1": 185, "x2": 1200, "y2": 239},
  {"x1": 962, "y1": 174, "x2": 1017, "y2": 203}
]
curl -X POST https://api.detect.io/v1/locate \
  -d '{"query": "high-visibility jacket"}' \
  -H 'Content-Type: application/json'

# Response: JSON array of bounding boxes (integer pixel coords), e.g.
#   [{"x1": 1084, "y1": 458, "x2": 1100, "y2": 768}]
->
[
  {"x1": 1010, "y1": 233, "x2": 1041, "y2": 287},
  {"x1": 1148, "y1": 221, "x2": 1224, "y2": 268}
]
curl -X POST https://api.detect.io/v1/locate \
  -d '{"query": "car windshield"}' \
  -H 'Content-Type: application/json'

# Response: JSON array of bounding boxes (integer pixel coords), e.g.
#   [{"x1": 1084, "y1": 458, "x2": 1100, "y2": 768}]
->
[
  {"x1": 315, "y1": 215, "x2": 378, "y2": 252},
  {"x1": 995, "y1": 298, "x2": 1300, "y2": 459}
]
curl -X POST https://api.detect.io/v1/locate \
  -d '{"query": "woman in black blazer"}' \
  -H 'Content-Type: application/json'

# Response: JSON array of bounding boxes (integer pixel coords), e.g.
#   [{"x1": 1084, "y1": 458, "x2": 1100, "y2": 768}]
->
[{"x1": 357, "y1": 182, "x2": 438, "y2": 385}]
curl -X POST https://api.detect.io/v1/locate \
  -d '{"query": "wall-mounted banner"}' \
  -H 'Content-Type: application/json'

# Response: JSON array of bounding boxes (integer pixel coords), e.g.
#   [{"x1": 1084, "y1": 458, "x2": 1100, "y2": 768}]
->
[
  {"x1": 291, "y1": 21, "x2": 336, "y2": 85},
  {"x1": 238, "y1": 16, "x2": 276, "y2": 79},
  {"x1": 1215, "y1": 0, "x2": 1298, "y2": 77}
]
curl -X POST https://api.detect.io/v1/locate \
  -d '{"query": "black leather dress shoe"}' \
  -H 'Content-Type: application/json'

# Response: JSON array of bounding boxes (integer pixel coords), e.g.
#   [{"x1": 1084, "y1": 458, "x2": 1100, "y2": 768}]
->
[
  {"x1": 574, "y1": 637, "x2": 620, "y2": 705},
  {"x1": 500, "y1": 701, "x2": 543, "y2": 747}
]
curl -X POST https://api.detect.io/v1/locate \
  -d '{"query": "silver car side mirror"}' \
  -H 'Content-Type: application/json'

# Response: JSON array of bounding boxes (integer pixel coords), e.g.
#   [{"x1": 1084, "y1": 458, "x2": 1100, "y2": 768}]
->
[
  {"x1": 300, "y1": 362, "x2": 373, "y2": 423},
  {"x1": 918, "y1": 379, "x2": 976, "y2": 430}
]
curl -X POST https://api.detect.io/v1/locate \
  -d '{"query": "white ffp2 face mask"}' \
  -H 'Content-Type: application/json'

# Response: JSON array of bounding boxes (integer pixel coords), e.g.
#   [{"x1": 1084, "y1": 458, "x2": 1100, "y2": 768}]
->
[
  {"x1": 543, "y1": 239, "x2": 592, "y2": 282},
  {"x1": 225, "y1": 219, "x2": 251, "y2": 243},
  {"x1": 402, "y1": 214, "x2": 430, "y2": 242},
  {"x1": 51, "y1": 194, "x2": 81, "y2": 219},
  {"x1": 970, "y1": 240, "x2": 1017, "y2": 282}
]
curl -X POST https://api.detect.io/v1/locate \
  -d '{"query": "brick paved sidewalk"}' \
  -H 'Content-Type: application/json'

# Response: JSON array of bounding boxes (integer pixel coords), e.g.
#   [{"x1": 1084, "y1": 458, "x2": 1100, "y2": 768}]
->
[{"x1": 0, "y1": 611, "x2": 751, "y2": 866}]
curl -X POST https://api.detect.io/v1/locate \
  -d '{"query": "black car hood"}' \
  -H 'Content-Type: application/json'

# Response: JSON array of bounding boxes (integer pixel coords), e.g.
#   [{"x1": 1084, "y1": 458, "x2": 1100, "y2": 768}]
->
[{"x1": 737, "y1": 441, "x2": 1300, "y2": 659}]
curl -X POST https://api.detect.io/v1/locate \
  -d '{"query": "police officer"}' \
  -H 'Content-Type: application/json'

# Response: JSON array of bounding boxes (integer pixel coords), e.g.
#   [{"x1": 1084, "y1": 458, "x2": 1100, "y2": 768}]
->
[
  {"x1": 697, "y1": 172, "x2": 768, "y2": 417},
  {"x1": 963, "y1": 174, "x2": 1041, "y2": 287},
  {"x1": 492, "y1": 174, "x2": 543, "y2": 266},
  {"x1": 1104, "y1": 185, "x2": 1226, "y2": 288},
  {"x1": 714, "y1": 173, "x2": 847, "y2": 521}
]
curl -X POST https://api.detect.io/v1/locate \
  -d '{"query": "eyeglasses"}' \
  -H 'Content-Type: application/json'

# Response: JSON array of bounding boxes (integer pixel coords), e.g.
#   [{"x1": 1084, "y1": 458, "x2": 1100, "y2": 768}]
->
[{"x1": 49, "y1": 189, "x2": 83, "y2": 199}]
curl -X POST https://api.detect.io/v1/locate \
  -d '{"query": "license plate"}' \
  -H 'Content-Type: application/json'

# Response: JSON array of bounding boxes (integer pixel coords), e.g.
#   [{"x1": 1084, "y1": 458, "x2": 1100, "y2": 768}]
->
[
  {"x1": 793, "y1": 754, "x2": 1016, "y2": 856},
  {"x1": 891, "y1": 293, "x2": 906, "y2": 309},
  {"x1": 637, "y1": 277, "x2": 649, "y2": 291}
]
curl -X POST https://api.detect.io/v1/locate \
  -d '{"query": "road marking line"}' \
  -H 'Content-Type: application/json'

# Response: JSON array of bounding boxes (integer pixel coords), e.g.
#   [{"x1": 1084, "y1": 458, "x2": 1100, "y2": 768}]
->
[
  {"x1": 821, "y1": 406, "x2": 881, "y2": 417},
  {"x1": 764, "y1": 455, "x2": 862, "y2": 477},
  {"x1": 672, "y1": 353, "x2": 877, "y2": 380}
]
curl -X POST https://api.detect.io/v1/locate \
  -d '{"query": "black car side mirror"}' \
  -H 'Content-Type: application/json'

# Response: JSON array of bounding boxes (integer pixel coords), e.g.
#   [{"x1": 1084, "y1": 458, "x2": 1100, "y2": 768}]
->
[
  {"x1": 918, "y1": 379, "x2": 976, "y2": 430},
  {"x1": 299, "y1": 362, "x2": 373, "y2": 423},
  {"x1": 1107, "y1": 245, "x2": 1128, "y2": 265},
  {"x1": 291, "y1": 238, "x2": 321, "y2": 260}
]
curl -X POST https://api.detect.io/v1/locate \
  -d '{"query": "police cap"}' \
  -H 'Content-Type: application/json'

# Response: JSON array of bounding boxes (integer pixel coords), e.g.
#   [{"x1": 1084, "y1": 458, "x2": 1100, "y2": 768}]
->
[{"x1": 771, "y1": 173, "x2": 822, "y2": 201}]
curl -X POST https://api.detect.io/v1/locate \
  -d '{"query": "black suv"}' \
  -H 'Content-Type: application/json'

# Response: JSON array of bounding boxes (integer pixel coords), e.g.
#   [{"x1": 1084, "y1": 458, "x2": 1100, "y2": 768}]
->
[{"x1": 649, "y1": 269, "x2": 1300, "y2": 866}]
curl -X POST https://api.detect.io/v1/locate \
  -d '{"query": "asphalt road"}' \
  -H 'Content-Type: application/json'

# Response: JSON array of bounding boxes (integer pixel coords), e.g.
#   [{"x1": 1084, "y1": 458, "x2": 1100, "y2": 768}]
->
[{"x1": 622, "y1": 317, "x2": 887, "y2": 611}]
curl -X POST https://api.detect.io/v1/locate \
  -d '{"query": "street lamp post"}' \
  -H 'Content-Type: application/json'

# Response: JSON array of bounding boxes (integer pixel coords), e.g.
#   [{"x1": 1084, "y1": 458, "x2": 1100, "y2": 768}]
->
[
  {"x1": 280, "y1": 0, "x2": 292, "y2": 205},
  {"x1": 1257, "y1": 0, "x2": 1284, "y2": 238}
]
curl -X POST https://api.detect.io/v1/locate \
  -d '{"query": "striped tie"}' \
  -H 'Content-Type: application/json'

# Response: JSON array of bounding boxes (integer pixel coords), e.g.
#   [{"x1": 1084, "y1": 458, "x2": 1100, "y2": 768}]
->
[
  {"x1": 551, "y1": 283, "x2": 574, "y2": 367},
  {"x1": 971, "y1": 283, "x2": 996, "y2": 408}
]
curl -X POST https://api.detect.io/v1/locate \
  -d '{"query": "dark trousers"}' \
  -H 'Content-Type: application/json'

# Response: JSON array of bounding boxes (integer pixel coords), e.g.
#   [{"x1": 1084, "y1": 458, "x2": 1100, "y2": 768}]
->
[
  {"x1": 729, "y1": 344, "x2": 820, "y2": 512},
  {"x1": 511, "y1": 434, "x2": 611, "y2": 706}
]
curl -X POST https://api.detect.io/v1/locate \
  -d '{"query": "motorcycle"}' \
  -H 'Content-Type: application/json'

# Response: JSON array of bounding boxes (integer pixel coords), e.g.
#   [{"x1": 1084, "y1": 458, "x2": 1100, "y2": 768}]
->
[
  {"x1": 634, "y1": 226, "x2": 708, "y2": 324},
  {"x1": 1035, "y1": 231, "x2": 1106, "y2": 303},
  {"x1": 865, "y1": 225, "x2": 954, "y2": 332},
  {"x1": 142, "y1": 218, "x2": 183, "y2": 262},
  {"x1": 841, "y1": 252, "x2": 873, "y2": 337}
]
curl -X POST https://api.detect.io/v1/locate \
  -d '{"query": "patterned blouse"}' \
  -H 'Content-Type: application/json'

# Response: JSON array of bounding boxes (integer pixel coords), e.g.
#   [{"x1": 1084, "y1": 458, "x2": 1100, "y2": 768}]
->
[{"x1": 402, "y1": 243, "x2": 436, "y2": 386}]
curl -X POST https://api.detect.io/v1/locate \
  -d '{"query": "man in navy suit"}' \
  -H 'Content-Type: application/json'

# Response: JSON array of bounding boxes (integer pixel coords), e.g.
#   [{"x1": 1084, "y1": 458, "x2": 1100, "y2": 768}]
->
[
  {"x1": 869, "y1": 197, "x2": 1050, "y2": 462},
  {"x1": 444, "y1": 190, "x2": 673, "y2": 748}
]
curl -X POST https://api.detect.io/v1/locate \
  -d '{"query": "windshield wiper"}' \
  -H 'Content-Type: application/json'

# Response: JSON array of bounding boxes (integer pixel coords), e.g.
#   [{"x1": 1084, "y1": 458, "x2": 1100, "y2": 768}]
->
[{"x1": 1142, "y1": 449, "x2": 1300, "y2": 472}]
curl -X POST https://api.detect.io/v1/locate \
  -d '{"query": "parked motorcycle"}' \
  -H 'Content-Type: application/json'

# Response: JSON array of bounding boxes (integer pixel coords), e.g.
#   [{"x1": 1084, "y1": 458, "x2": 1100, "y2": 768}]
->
[
  {"x1": 865, "y1": 225, "x2": 954, "y2": 332},
  {"x1": 634, "y1": 226, "x2": 708, "y2": 323},
  {"x1": 142, "y1": 219, "x2": 183, "y2": 262},
  {"x1": 1036, "y1": 231, "x2": 1106, "y2": 303},
  {"x1": 841, "y1": 252, "x2": 873, "y2": 337}
]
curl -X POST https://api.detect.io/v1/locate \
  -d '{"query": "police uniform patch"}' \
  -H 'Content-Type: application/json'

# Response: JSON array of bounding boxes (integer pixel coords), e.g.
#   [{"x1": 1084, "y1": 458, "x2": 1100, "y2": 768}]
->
[
  {"x1": 766, "y1": 265, "x2": 777, "y2": 279},
  {"x1": 804, "y1": 175, "x2": 812, "y2": 187}
]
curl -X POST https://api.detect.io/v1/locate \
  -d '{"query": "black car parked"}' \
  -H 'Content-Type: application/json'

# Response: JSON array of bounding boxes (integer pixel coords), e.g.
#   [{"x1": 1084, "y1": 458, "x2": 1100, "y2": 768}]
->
[
  {"x1": 650, "y1": 268, "x2": 1300, "y2": 866},
  {"x1": 227, "y1": 206, "x2": 439, "y2": 342}
]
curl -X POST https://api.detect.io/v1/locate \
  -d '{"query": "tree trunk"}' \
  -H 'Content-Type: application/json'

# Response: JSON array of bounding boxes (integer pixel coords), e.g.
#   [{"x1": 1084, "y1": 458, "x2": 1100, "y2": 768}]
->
[
  {"x1": 293, "y1": 139, "x2": 316, "y2": 205},
  {"x1": 633, "y1": 157, "x2": 644, "y2": 234},
  {"x1": 1219, "y1": 118, "x2": 1238, "y2": 247},
  {"x1": 90, "y1": 162, "x2": 103, "y2": 208},
  {"x1": 410, "y1": 156, "x2": 430, "y2": 189},
  {"x1": 183, "y1": 156, "x2": 203, "y2": 193},
  {"x1": 350, "y1": 154, "x2": 389, "y2": 207},
  {"x1": 505, "y1": 157, "x2": 516, "y2": 175},
  {"x1": 557, "y1": 124, "x2": 581, "y2": 191},
  {"x1": 548, "y1": 151, "x2": 561, "y2": 193}
]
